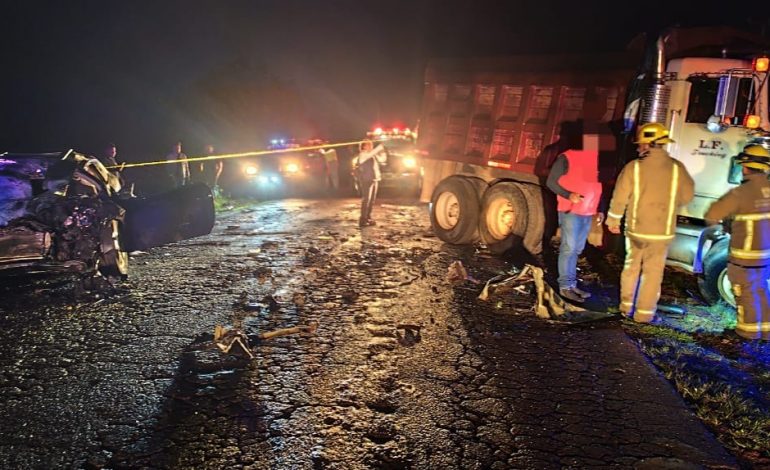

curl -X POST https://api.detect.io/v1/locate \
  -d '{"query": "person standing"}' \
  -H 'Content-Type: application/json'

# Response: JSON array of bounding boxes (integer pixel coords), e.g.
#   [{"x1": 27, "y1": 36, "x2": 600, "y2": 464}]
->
[
  {"x1": 546, "y1": 130, "x2": 605, "y2": 303},
  {"x1": 99, "y1": 142, "x2": 127, "y2": 191},
  {"x1": 605, "y1": 122, "x2": 695, "y2": 323},
  {"x1": 353, "y1": 140, "x2": 387, "y2": 227},
  {"x1": 193, "y1": 144, "x2": 223, "y2": 190},
  {"x1": 99, "y1": 142, "x2": 120, "y2": 168},
  {"x1": 319, "y1": 146, "x2": 339, "y2": 192},
  {"x1": 705, "y1": 144, "x2": 770, "y2": 340},
  {"x1": 166, "y1": 141, "x2": 190, "y2": 188}
]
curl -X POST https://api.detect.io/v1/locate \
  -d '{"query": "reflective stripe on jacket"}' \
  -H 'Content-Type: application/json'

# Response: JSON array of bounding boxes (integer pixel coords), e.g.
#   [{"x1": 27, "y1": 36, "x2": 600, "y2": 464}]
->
[
  {"x1": 705, "y1": 172, "x2": 770, "y2": 267},
  {"x1": 555, "y1": 150, "x2": 602, "y2": 216},
  {"x1": 606, "y1": 148, "x2": 695, "y2": 241}
]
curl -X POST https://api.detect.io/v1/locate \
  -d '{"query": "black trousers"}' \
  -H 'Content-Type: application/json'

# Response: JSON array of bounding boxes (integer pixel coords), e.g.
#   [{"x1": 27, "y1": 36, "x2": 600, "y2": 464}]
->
[{"x1": 360, "y1": 178, "x2": 379, "y2": 223}]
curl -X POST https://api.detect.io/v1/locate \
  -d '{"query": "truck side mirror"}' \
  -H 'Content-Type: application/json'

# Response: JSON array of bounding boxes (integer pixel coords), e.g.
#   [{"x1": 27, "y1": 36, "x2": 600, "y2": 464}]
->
[{"x1": 728, "y1": 157, "x2": 743, "y2": 184}]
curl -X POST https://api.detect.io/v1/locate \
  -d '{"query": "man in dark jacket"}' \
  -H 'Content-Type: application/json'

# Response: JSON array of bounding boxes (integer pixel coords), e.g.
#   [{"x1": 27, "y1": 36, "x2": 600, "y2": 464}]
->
[
  {"x1": 353, "y1": 140, "x2": 387, "y2": 227},
  {"x1": 546, "y1": 131, "x2": 604, "y2": 303}
]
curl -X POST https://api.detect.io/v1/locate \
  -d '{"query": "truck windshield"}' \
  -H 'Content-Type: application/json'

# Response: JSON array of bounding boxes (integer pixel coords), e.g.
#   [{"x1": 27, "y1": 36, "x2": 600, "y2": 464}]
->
[{"x1": 686, "y1": 77, "x2": 754, "y2": 124}]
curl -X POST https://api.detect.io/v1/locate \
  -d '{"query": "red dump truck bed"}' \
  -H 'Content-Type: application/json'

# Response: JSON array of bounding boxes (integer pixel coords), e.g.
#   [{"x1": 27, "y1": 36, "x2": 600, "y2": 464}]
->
[{"x1": 417, "y1": 52, "x2": 641, "y2": 178}]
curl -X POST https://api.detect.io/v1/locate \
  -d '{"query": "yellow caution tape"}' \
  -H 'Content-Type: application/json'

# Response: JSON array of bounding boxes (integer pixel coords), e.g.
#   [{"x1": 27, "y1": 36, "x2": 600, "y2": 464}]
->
[{"x1": 105, "y1": 140, "x2": 367, "y2": 170}]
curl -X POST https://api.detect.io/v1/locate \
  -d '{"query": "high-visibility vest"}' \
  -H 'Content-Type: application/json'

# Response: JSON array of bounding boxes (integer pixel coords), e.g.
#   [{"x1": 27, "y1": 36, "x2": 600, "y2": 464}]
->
[{"x1": 556, "y1": 150, "x2": 602, "y2": 216}]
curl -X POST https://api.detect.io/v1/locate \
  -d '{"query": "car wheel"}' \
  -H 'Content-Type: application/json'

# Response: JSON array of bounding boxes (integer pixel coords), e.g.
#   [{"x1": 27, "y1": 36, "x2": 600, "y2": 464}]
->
[
  {"x1": 429, "y1": 177, "x2": 480, "y2": 244},
  {"x1": 98, "y1": 219, "x2": 128, "y2": 280},
  {"x1": 698, "y1": 238, "x2": 735, "y2": 306}
]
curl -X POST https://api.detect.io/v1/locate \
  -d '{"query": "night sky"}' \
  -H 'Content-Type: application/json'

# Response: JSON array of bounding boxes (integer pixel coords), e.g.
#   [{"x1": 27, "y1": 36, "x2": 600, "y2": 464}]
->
[{"x1": 1, "y1": 0, "x2": 766, "y2": 162}]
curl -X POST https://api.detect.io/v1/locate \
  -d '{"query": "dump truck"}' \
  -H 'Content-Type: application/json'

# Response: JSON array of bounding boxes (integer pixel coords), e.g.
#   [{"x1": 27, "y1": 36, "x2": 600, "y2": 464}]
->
[{"x1": 417, "y1": 26, "x2": 770, "y2": 306}]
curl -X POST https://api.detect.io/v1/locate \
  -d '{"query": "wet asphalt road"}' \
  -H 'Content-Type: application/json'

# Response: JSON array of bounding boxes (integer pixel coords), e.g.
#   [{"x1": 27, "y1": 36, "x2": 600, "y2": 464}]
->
[{"x1": 0, "y1": 197, "x2": 738, "y2": 469}]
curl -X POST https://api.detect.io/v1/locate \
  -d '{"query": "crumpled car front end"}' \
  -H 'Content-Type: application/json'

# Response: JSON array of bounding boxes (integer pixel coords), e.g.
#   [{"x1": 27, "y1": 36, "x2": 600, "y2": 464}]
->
[{"x1": 0, "y1": 150, "x2": 214, "y2": 281}]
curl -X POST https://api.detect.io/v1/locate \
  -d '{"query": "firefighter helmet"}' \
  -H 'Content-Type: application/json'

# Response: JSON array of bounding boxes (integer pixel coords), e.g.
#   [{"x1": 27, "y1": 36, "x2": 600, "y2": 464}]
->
[
  {"x1": 735, "y1": 144, "x2": 770, "y2": 171},
  {"x1": 634, "y1": 122, "x2": 674, "y2": 145}
]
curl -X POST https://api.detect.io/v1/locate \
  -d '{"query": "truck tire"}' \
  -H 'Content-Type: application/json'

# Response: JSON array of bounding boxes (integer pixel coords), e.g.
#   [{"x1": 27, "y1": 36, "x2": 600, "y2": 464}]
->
[
  {"x1": 698, "y1": 238, "x2": 735, "y2": 306},
  {"x1": 430, "y1": 177, "x2": 480, "y2": 244},
  {"x1": 98, "y1": 219, "x2": 129, "y2": 280},
  {"x1": 479, "y1": 182, "x2": 528, "y2": 253},
  {"x1": 517, "y1": 183, "x2": 545, "y2": 255}
]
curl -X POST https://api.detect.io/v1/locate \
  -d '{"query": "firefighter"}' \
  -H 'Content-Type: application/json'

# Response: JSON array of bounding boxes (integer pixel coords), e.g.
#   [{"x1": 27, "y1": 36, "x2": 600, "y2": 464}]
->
[
  {"x1": 605, "y1": 123, "x2": 695, "y2": 322},
  {"x1": 705, "y1": 144, "x2": 770, "y2": 340}
]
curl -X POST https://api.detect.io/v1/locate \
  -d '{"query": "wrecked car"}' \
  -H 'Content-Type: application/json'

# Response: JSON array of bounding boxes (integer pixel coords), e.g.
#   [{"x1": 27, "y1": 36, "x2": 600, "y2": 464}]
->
[{"x1": 0, "y1": 150, "x2": 215, "y2": 281}]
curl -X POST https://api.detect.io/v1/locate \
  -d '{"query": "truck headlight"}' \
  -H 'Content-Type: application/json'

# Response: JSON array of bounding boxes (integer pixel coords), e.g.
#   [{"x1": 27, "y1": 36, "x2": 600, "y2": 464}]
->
[
  {"x1": 245, "y1": 165, "x2": 259, "y2": 176},
  {"x1": 402, "y1": 157, "x2": 417, "y2": 169},
  {"x1": 285, "y1": 163, "x2": 300, "y2": 174}
]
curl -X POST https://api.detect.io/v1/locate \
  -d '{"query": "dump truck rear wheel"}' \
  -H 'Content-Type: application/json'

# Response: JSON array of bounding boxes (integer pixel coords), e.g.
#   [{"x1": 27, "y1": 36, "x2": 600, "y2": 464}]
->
[
  {"x1": 430, "y1": 177, "x2": 480, "y2": 244},
  {"x1": 517, "y1": 183, "x2": 545, "y2": 255},
  {"x1": 479, "y1": 182, "x2": 528, "y2": 253}
]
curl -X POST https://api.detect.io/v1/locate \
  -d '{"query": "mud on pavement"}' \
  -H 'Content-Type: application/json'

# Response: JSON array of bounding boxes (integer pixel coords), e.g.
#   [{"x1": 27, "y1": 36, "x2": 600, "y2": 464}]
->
[{"x1": 0, "y1": 198, "x2": 738, "y2": 469}]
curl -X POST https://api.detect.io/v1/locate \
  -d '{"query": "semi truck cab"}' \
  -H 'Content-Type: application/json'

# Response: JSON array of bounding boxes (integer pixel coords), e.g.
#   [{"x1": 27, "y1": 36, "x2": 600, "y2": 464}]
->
[{"x1": 659, "y1": 55, "x2": 769, "y2": 304}]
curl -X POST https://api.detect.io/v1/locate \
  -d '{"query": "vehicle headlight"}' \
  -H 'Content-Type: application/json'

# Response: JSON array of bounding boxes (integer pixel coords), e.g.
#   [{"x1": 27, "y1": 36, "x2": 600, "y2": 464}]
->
[
  {"x1": 258, "y1": 175, "x2": 269, "y2": 184},
  {"x1": 245, "y1": 165, "x2": 259, "y2": 176},
  {"x1": 285, "y1": 163, "x2": 300, "y2": 174},
  {"x1": 402, "y1": 157, "x2": 417, "y2": 169}
]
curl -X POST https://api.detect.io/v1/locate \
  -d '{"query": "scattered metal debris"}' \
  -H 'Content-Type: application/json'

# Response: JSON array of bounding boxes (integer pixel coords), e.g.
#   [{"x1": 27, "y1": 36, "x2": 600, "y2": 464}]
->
[
  {"x1": 213, "y1": 325, "x2": 254, "y2": 359},
  {"x1": 446, "y1": 260, "x2": 478, "y2": 285},
  {"x1": 396, "y1": 324, "x2": 422, "y2": 347},
  {"x1": 212, "y1": 321, "x2": 319, "y2": 360},
  {"x1": 477, "y1": 264, "x2": 616, "y2": 323}
]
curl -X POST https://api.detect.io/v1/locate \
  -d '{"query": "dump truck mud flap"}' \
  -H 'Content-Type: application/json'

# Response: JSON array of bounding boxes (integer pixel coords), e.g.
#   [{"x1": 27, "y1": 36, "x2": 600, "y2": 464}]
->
[{"x1": 122, "y1": 183, "x2": 215, "y2": 252}]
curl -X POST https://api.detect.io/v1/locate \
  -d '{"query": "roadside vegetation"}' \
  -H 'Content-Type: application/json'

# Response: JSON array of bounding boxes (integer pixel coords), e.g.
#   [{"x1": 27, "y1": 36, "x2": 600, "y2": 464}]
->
[{"x1": 620, "y1": 270, "x2": 770, "y2": 468}]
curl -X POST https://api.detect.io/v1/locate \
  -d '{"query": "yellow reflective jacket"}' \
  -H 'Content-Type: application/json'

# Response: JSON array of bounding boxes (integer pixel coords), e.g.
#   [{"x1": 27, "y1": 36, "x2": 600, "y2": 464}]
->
[
  {"x1": 705, "y1": 172, "x2": 770, "y2": 267},
  {"x1": 606, "y1": 148, "x2": 695, "y2": 241}
]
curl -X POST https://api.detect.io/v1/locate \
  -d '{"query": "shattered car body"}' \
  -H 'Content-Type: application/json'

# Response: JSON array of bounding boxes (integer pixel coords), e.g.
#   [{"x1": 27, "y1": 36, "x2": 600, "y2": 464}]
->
[{"x1": 0, "y1": 150, "x2": 215, "y2": 280}]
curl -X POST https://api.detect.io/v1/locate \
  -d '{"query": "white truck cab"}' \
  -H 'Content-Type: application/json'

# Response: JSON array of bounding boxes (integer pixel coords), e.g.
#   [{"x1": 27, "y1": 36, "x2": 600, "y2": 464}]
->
[{"x1": 659, "y1": 55, "x2": 769, "y2": 304}]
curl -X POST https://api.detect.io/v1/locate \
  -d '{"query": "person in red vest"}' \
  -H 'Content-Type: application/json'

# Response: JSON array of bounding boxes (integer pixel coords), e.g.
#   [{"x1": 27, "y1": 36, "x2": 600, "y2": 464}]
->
[{"x1": 546, "y1": 128, "x2": 605, "y2": 303}]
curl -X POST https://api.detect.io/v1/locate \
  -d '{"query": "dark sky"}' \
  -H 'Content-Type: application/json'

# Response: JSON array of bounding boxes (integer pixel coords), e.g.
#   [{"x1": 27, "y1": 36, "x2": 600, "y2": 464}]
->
[{"x1": 1, "y1": 0, "x2": 766, "y2": 161}]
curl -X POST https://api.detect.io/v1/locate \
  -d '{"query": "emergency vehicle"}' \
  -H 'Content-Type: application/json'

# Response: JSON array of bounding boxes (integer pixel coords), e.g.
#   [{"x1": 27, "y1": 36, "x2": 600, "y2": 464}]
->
[
  {"x1": 230, "y1": 138, "x2": 329, "y2": 198},
  {"x1": 355, "y1": 126, "x2": 423, "y2": 197},
  {"x1": 417, "y1": 26, "x2": 770, "y2": 306}
]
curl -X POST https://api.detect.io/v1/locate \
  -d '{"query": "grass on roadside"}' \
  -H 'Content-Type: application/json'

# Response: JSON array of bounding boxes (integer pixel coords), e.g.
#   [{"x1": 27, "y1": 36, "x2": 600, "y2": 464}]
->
[
  {"x1": 213, "y1": 193, "x2": 256, "y2": 213},
  {"x1": 624, "y1": 319, "x2": 770, "y2": 467}
]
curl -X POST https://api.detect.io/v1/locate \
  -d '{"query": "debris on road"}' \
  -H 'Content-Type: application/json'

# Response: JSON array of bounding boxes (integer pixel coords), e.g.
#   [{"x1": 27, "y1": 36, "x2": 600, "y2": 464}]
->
[
  {"x1": 212, "y1": 321, "x2": 319, "y2": 359},
  {"x1": 213, "y1": 325, "x2": 254, "y2": 359},
  {"x1": 396, "y1": 324, "x2": 422, "y2": 346},
  {"x1": 256, "y1": 321, "x2": 318, "y2": 340},
  {"x1": 478, "y1": 264, "x2": 616, "y2": 323},
  {"x1": 446, "y1": 260, "x2": 478, "y2": 285}
]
